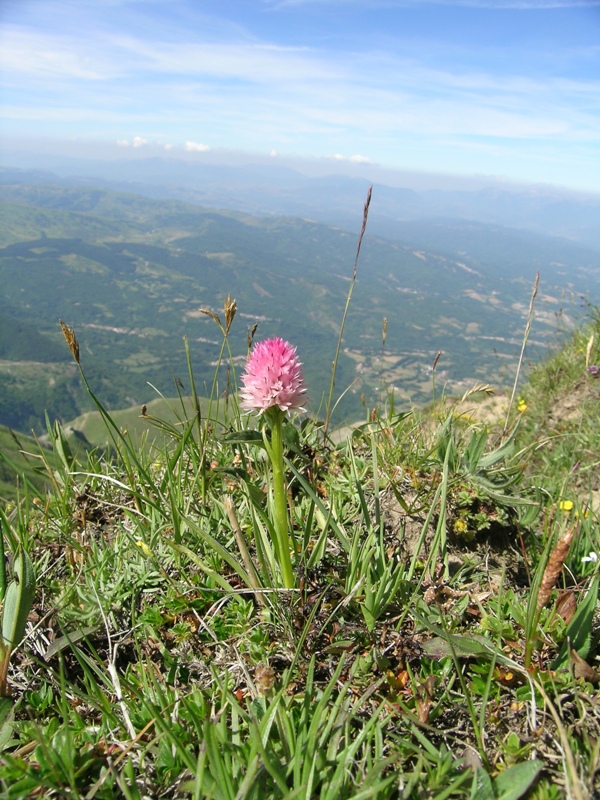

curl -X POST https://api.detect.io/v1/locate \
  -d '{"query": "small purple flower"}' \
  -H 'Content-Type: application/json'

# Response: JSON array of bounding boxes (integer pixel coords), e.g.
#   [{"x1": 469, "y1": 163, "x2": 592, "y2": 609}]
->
[
  {"x1": 587, "y1": 365, "x2": 599, "y2": 378},
  {"x1": 240, "y1": 337, "x2": 306, "y2": 414}
]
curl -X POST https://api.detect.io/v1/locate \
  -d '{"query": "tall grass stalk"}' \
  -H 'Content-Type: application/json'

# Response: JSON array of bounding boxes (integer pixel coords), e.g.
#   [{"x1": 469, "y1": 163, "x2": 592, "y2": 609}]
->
[
  {"x1": 503, "y1": 270, "x2": 539, "y2": 434},
  {"x1": 324, "y1": 185, "x2": 372, "y2": 436}
]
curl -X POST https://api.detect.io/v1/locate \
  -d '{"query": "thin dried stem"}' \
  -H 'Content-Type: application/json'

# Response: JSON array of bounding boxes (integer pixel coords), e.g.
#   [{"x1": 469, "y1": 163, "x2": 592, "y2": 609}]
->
[{"x1": 223, "y1": 497, "x2": 266, "y2": 606}]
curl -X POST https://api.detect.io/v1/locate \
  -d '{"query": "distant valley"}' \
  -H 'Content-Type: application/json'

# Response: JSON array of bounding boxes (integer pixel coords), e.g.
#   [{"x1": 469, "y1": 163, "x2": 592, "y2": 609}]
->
[{"x1": 1, "y1": 176, "x2": 600, "y2": 434}]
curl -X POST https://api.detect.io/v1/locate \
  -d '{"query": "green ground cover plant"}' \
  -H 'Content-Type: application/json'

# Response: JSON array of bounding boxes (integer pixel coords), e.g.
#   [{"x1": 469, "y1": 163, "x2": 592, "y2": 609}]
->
[{"x1": 1, "y1": 212, "x2": 600, "y2": 797}]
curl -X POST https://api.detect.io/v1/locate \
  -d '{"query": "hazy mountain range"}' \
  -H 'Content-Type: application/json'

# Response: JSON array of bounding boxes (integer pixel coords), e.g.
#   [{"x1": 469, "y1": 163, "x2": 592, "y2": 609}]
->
[{"x1": 2, "y1": 157, "x2": 600, "y2": 251}]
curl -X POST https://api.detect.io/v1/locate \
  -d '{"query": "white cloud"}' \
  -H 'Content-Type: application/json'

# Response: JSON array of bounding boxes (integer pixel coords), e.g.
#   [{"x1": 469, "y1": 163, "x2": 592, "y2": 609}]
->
[
  {"x1": 132, "y1": 136, "x2": 148, "y2": 147},
  {"x1": 163, "y1": 143, "x2": 173, "y2": 150},
  {"x1": 185, "y1": 140, "x2": 211, "y2": 152},
  {"x1": 116, "y1": 139, "x2": 130, "y2": 147},
  {"x1": 328, "y1": 153, "x2": 374, "y2": 164}
]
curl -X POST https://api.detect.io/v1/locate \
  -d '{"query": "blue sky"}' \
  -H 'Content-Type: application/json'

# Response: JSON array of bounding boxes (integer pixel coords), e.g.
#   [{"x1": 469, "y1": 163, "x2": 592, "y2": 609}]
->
[{"x1": 1, "y1": 0, "x2": 600, "y2": 192}]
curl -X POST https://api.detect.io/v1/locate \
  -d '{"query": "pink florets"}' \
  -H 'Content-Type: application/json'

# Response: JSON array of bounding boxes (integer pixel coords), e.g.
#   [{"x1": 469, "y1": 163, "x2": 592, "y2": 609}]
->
[{"x1": 240, "y1": 337, "x2": 306, "y2": 414}]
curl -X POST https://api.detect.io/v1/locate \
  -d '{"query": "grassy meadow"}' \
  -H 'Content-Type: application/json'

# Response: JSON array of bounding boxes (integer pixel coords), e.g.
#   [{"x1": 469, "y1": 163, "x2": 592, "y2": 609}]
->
[{"x1": 0, "y1": 293, "x2": 599, "y2": 799}]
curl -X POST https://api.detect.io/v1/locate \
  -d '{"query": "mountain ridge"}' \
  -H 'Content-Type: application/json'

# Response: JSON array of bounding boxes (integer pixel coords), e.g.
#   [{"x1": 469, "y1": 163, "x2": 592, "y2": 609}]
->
[{"x1": 3, "y1": 160, "x2": 600, "y2": 250}]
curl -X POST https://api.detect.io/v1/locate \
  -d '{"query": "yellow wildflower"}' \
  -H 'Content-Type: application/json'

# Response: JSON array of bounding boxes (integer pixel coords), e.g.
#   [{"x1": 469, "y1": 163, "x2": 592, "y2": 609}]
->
[
  {"x1": 453, "y1": 518, "x2": 468, "y2": 534},
  {"x1": 517, "y1": 399, "x2": 528, "y2": 413},
  {"x1": 558, "y1": 499, "x2": 574, "y2": 512},
  {"x1": 136, "y1": 540, "x2": 155, "y2": 557}
]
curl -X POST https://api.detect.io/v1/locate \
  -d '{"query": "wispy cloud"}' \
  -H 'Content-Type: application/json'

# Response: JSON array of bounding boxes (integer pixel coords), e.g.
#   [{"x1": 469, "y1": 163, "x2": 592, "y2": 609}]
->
[
  {"x1": 4, "y1": 24, "x2": 596, "y2": 140},
  {"x1": 0, "y1": 28, "x2": 119, "y2": 81},
  {"x1": 108, "y1": 37, "x2": 341, "y2": 83}
]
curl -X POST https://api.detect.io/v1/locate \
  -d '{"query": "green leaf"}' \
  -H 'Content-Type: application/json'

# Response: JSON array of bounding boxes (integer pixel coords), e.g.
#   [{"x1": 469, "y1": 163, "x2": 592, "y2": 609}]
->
[
  {"x1": 1, "y1": 547, "x2": 36, "y2": 650},
  {"x1": 551, "y1": 575, "x2": 599, "y2": 669},
  {"x1": 0, "y1": 697, "x2": 14, "y2": 751},
  {"x1": 165, "y1": 541, "x2": 238, "y2": 593},
  {"x1": 422, "y1": 633, "x2": 502, "y2": 661},
  {"x1": 475, "y1": 768, "x2": 494, "y2": 800},
  {"x1": 464, "y1": 428, "x2": 489, "y2": 472},
  {"x1": 281, "y1": 422, "x2": 304, "y2": 455},
  {"x1": 222, "y1": 430, "x2": 265, "y2": 447},
  {"x1": 219, "y1": 467, "x2": 266, "y2": 506},
  {"x1": 477, "y1": 434, "x2": 517, "y2": 470},
  {"x1": 43, "y1": 625, "x2": 101, "y2": 660},
  {"x1": 493, "y1": 760, "x2": 543, "y2": 800}
]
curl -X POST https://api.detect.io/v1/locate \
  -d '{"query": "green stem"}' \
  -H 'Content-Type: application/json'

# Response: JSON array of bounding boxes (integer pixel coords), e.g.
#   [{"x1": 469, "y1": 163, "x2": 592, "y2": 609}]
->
[
  {"x1": 265, "y1": 408, "x2": 295, "y2": 588},
  {"x1": 0, "y1": 509, "x2": 6, "y2": 603}
]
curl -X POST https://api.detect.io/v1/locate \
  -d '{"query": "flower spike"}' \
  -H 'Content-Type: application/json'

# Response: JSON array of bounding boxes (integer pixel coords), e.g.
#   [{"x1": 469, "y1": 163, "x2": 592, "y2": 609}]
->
[{"x1": 240, "y1": 337, "x2": 306, "y2": 414}]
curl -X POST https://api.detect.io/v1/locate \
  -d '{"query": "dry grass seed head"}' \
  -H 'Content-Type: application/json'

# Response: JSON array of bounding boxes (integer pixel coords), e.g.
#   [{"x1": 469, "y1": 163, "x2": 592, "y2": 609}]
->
[
  {"x1": 537, "y1": 525, "x2": 577, "y2": 610},
  {"x1": 59, "y1": 320, "x2": 80, "y2": 365},
  {"x1": 223, "y1": 294, "x2": 237, "y2": 334}
]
